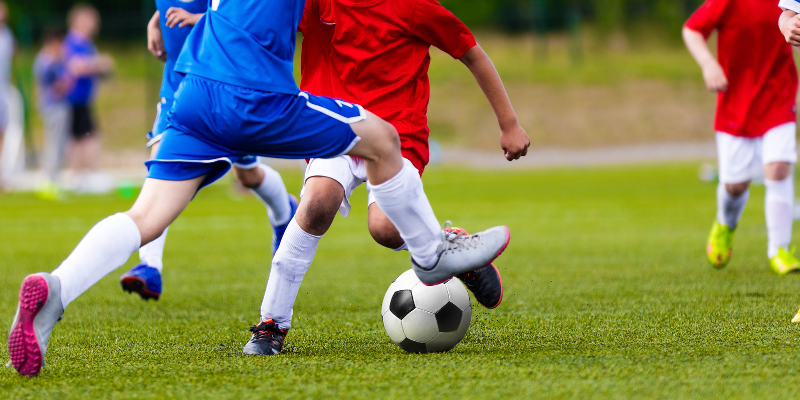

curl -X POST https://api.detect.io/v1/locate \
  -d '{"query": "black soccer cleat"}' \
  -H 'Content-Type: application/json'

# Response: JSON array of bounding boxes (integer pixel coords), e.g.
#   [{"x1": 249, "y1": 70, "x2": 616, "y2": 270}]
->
[
  {"x1": 457, "y1": 263, "x2": 504, "y2": 309},
  {"x1": 242, "y1": 319, "x2": 289, "y2": 356}
]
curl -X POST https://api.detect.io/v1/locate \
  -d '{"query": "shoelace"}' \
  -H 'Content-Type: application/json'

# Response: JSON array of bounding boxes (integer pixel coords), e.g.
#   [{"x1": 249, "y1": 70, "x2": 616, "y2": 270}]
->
[
  {"x1": 249, "y1": 323, "x2": 285, "y2": 342},
  {"x1": 441, "y1": 221, "x2": 483, "y2": 253}
]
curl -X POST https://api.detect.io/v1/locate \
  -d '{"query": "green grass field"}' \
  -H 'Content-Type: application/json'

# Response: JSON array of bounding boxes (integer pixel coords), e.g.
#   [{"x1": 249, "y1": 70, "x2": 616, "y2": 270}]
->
[{"x1": 2, "y1": 164, "x2": 800, "y2": 398}]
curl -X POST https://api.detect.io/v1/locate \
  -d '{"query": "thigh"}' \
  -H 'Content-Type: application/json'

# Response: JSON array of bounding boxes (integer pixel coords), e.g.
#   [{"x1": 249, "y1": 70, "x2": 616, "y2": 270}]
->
[
  {"x1": 127, "y1": 176, "x2": 205, "y2": 244},
  {"x1": 761, "y1": 122, "x2": 797, "y2": 165},
  {"x1": 716, "y1": 132, "x2": 758, "y2": 184}
]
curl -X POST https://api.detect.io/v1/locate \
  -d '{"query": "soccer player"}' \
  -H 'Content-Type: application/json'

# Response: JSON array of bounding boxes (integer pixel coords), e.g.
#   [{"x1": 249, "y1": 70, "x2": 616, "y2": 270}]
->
[
  {"x1": 7, "y1": 0, "x2": 523, "y2": 376},
  {"x1": 244, "y1": 0, "x2": 531, "y2": 355},
  {"x1": 683, "y1": 0, "x2": 799, "y2": 274},
  {"x1": 63, "y1": 5, "x2": 113, "y2": 193},
  {"x1": 117, "y1": 2, "x2": 298, "y2": 302}
]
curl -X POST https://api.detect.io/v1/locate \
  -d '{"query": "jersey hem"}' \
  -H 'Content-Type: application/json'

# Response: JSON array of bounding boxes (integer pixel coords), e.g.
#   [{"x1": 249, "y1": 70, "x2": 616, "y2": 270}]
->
[{"x1": 175, "y1": 64, "x2": 300, "y2": 95}]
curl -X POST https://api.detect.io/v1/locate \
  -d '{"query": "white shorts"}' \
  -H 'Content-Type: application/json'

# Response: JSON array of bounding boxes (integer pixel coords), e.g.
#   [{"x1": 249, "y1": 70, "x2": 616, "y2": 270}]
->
[
  {"x1": 716, "y1": 122, "x2": 797, "y2": 184},
  {"x1": 301, "y1": 156, "x2": 418, "y2": 217}
]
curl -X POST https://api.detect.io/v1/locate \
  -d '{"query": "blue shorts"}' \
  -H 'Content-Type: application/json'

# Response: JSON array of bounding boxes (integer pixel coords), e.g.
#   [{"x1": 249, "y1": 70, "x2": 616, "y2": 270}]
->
[{"x1": 146, "y1": 75, "x2": 363, "y2": 188}]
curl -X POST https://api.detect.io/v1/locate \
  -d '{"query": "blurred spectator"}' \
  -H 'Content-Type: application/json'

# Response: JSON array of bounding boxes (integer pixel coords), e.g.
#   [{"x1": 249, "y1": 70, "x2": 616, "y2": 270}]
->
[
  {"x1": 0, "y1": 1, "x2": 15, "y2": 182},
  {"x1": 34, "y1": 27, "x2": 72, "y2": 198},
  {"x1": 64, "y1": 4, "x2": 113, "y2": 193}
]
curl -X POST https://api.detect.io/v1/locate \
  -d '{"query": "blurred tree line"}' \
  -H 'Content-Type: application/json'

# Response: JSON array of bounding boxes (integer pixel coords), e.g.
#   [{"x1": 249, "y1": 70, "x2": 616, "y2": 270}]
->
[{"x1": 6, "y1": 0, "x2": 706, "y2": 47}]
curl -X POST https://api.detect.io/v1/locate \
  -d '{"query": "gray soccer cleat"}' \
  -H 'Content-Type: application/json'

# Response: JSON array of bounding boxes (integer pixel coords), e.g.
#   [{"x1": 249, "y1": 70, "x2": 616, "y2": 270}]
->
[
  {"x1": 412, "y1": 223, "x2": 511, "y2": 285},
  {"x1": 7, "y1": 273, "x2": 64, "y2": 376}
]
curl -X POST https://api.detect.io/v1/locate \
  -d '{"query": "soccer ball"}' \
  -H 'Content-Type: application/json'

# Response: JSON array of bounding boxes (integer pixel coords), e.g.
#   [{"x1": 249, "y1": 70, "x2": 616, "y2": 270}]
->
[{"x1": 381, "y1": 269, "x2": 472, "y2": 353}]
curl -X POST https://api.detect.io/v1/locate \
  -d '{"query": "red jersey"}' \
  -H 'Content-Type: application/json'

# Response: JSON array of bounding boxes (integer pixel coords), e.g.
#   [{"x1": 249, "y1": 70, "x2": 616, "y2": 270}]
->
[
  {"x1": 299, "y1": 0, "x2": 477, "y2": 172},
  {"x1": 685, "y1": 0, "x2": 798, "y2": 138}
]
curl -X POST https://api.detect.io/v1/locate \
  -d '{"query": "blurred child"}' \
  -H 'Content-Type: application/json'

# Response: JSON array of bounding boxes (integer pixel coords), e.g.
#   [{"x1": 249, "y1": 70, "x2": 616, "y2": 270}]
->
[
  {"x1": 64, "y1": 4, "x2": 113, "y2": 193},
  {"x1": 34, "y1": 27, "x2": 72, "y2": 196},
  {"x1": 684, "y1": 0, "x2": 799, "y2": 274}
]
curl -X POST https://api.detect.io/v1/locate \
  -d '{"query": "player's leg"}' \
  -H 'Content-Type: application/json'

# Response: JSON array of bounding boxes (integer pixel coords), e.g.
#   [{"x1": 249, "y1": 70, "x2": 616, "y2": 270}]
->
[
  {"x1": 245, "y1": 158, "x2": 352, "y2": 355},
  {"x1": 122, "y1": 105, "x2": 169, "y2": 301},
  {"x1": 761, "y1": 123, "x2": 798, "y2": 274},
  {"x1": 367, "y1": 201, "x2": 504, "y2": 308},
  {"x1": 122, "y1": 142, "x2": 168, "y2": 299},
  {"x1": 707, "y1": 132, "x2": 754, "y2": 268},
  {"x1": 232, "y1": 159, "x2": 298, "y2": 254},
  {"x1": 346, "y1": 112, "x2": 510, "y2": 285},
  {"x1": 8, "y1": 176, "x2": 204, "y2": 376}
]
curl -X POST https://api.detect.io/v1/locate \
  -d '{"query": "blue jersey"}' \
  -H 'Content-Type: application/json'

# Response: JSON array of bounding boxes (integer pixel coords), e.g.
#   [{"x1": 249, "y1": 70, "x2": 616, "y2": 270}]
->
[
  {"x1": 156, "y1": 0, "x2": 208, "y2": 102},
  {"x1": 63, "y1": 32, "x2": 97, "y2": 106},
  {"x1": 175, "y1": 0, "x2": 303, "y2": 94}
]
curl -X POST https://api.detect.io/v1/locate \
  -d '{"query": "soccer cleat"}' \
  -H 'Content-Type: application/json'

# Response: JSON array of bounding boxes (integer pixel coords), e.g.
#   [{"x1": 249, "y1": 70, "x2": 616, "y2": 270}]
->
[
  {"x1": 120, "y1": 264, "x2": 162, "y2": 301},
  {"x1": 412, "y1": 223, "x2": 510, "y2": 286},
  {"x1": 242, "y1": 319, "x2": 289, "y2": 355},
  {"x1": 792, "y1": 309, "x2": 800, "y2": 323},
  {"x1": 7, "y1": 273, "x2": 64, "y2": 377},
  {"x1": 445, "y1": 227, "x2": 504, "y2": 309},
  {"x1": 706, "y1": 221, "x2": 734, "y2": 269},
  {"x1": 272, "y1": 194, "x2": 299, "y2": 255},
  {"x1": 769, "y1": 247, "x2": 800, "y2": 275}
]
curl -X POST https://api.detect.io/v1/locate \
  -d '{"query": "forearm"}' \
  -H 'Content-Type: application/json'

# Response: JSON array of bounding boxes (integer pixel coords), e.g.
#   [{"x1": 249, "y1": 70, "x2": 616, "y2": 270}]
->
[
  {"x1": 682, "y1": 26, "x2": 717, "y2": 70},
  {"x1": 460, "y1": 45, "x2": 518, "y2": 131},
  {"x1": 149, "y1": 10, "x2": 159, "y2": 30}
]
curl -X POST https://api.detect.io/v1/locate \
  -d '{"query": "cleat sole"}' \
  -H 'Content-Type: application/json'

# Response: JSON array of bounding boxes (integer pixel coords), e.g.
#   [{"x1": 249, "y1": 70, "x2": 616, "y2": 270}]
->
[
  {"x1": 8, "y1": 274, "x2": 49, "y2": 377},
  {"x1": 120, "y1": 276, "x2": 160, "y2": 301}
]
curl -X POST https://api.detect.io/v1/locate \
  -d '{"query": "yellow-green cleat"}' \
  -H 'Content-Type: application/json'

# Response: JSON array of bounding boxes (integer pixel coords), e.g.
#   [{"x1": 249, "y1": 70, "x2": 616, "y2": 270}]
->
[
  {"x1": 706, "y1": 221, "x2": 734, "y2": 269},
  {"x1": 769, "y1": 247, "x2": 800, "y2": 275}
]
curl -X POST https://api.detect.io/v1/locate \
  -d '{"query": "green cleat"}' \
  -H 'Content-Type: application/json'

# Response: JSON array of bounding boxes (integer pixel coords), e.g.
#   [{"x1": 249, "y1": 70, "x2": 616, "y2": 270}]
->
[
  {"x1": 706, "y1": 221, "x2": 734, "y2": 269},
  {"x1": 769, "y1": 247, "x2": 800, "y2": 275}
]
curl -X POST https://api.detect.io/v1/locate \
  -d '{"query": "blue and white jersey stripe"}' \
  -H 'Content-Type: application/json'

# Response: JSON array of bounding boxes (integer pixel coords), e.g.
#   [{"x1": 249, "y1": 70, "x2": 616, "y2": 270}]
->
[{"x1": 779, "y1": 0, "x2": 800, "y2": 13}]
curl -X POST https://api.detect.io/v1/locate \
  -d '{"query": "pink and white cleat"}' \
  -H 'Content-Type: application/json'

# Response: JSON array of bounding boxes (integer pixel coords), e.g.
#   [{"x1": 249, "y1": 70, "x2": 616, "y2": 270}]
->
[{"x1": 7, "y1": 273, "x2": 64, "y2": 377}]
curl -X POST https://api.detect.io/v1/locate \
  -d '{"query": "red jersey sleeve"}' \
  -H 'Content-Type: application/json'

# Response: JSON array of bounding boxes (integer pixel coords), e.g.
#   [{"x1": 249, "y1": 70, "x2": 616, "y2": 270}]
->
[
  {"x1": 685, "y1": 0, "x2": 731, "y2": 38},
  {"x1": 409, "y1": 0, "x2": 477, "y2": 59}
]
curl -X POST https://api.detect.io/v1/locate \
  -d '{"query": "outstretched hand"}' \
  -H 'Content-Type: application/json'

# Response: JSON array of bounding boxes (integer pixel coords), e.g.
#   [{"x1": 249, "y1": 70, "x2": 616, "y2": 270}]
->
[
  {"x1": 165, "y1": 8, "x2": 202, "y2": 28},
  {"x1": 500, "y1": 124, "x2": 531, "y2": 161}
]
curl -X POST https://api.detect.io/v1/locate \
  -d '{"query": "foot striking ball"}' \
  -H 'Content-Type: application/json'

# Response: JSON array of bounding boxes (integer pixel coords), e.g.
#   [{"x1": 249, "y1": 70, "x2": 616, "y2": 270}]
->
[{"x1": 381, "y1": 269, "x2": 472, "y2": 353}]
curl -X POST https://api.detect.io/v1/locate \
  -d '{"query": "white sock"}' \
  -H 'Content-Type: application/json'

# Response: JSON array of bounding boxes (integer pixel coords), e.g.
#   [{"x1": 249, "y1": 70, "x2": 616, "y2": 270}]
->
[
  {"x1": 52, "y1": 213, "x2": 141, "y2": 308},
  {"x1": 393, "y1": 243, "x2": 408, "y2": 252},
  {"x1": 138, "y1": 227, "x2": 168, "y2": 272},
  {"x1": 369, "y1": 159, "x2": 440, "y2": 268},
  {"x1": 716, "y1": 183, "x2": 749, "y2": 229},
  {"x1": 252, "y1": 164, "x2": 292, "y2": 226},
  {"x1": 260, "y1": 219, "x2": 321, "y2": 329},
  {"x1": 765, "y1": 175, "x2": 794, "y2": 258}
]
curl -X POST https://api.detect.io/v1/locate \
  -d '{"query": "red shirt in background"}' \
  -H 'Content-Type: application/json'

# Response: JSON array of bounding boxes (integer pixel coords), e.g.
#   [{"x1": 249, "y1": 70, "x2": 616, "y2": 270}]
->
[
  {"x1": 299, "y1": 0, "x2": 477, "y2": 173},
  {"x1": 685, "y1": 0, "x2": 797, "y2": 138}
]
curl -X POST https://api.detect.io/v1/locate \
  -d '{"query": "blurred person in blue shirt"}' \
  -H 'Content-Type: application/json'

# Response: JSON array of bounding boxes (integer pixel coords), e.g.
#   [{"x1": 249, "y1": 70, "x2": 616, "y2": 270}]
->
[
  {"x1": 34, "y1": 27, "x2": 73, "y2": 196},
  {"x1": 63, "y1": 4, "x2": 113, "y2": 193}
]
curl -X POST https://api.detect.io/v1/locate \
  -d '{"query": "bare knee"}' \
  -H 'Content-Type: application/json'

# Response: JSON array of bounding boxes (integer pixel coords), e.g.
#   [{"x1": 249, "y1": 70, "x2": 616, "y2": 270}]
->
[
  {"x1": 725, "y1": 181, "x2": 751, "y2": 197},
  {"x1": 351, "y1": 117, "x2": 401, "y2": 162},
  {"x1": 234, "y1": 165, "x2": 264, "y2": 189},
  {"x1": 765, "y1": 162, "x2": 793, "y2": 181},
  {"x1": 295, "y1": 177, "x2": 343, "y2": 235},
  {"x1": 368, "y1": 204, "x2": 404, "y2": 249}
]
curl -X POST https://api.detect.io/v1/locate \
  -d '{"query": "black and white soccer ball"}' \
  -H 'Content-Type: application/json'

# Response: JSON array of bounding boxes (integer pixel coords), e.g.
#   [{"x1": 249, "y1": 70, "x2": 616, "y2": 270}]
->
[{"x1": 381, "y1": 269, "x2": 472, "y2": 353}]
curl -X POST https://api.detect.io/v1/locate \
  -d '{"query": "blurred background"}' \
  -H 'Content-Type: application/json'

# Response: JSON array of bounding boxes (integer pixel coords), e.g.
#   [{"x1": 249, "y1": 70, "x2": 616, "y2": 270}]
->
[{"x1": 2, "y1": 0, "x2": 719, "y2": 194}]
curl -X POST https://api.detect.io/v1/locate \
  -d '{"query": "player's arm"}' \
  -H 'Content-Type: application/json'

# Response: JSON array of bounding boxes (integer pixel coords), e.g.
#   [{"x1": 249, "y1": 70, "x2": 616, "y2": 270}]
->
[
  {"x1": 682, "y1": 26, "x2": 727, "y2": 92},
  {"x1": 147, "y1": 11, "x2": 167, "y2": 62},
  {"x1": 165, "y1": 8, "x2": 204, "y2": 28},
  {"x1": 459, "y1": 45, "x2": 530, "y2": 161}
]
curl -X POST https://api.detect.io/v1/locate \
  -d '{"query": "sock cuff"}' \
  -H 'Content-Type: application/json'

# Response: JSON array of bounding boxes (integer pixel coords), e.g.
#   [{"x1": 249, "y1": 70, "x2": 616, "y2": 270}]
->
[
  {"x1": 369, "y1": 161, "x2": 418, "y2": 203},
  {"x1": 113, "y1": 213, "x2": 142, "y2": 251},
  {"x1": 765, "y1": 175, "x2": 794, "y2": 204},
  {"x1": 277, "y1": 219, "x2": 322, "y2": 261}
]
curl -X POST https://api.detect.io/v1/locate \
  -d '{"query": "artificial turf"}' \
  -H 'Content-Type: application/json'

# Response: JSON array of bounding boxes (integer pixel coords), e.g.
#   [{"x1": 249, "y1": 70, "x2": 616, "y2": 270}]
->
[{"x1": 1, "y1": 164, "x2": 800, "y2": 399}]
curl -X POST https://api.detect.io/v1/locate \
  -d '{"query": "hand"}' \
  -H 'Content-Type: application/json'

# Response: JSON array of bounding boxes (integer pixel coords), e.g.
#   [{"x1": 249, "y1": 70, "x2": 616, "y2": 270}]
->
[
  {"x1": 781, "y1": 14, "x2": 800, "y2": 47},
  {"x1": 500, "y1": 124, "x2": 531, "y2": 161},
  {"x1": 701, "y1": 61, "x2": 728, "y2": 93},
  {"x1": 165, "y1": 8, "x2": 201, "y2": 28},
  {"x1": 147, "y1": 13, "x2": 167, "y2": 62}
]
